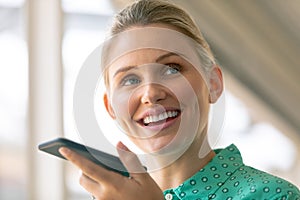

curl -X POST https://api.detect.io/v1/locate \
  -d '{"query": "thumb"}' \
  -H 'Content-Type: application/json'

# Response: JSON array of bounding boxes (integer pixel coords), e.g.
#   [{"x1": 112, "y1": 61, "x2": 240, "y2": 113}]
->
[{"x1": 116, "y1": 141, "x2": 147, "y2": 175}]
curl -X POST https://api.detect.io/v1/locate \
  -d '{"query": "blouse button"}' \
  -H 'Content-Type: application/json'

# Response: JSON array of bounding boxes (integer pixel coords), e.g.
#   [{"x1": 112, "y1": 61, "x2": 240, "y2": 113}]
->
[{"x1": 165, "y1": 193, "x2": 173, "y2": 200}]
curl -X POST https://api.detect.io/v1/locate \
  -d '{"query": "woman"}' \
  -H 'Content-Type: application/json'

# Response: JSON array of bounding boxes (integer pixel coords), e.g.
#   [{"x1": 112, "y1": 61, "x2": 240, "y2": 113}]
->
[{"x1": 60, "y1": 0, "x2": 300, "y2": 199}]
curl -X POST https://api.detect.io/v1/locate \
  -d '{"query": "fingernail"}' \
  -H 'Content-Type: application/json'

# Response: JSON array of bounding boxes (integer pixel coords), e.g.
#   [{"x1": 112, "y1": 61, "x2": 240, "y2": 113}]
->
[
  {"x1": 117, "y1": 141, "x2": 129, "y2": 151},
  {"x1": 59, "y1": 147, "x2": 70, "y2": 156}
]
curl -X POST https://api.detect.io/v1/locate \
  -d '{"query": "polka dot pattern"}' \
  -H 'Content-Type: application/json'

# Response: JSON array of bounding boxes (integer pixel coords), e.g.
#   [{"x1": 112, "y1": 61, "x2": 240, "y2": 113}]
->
[{"x1": 163, "y1": 144, "x2": 300, "y2": 199}]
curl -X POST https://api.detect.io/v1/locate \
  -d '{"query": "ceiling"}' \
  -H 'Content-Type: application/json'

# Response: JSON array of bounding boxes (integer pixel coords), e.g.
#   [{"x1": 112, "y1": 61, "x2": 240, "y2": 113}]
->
[{"x1": 110, "y1": 0, "x2": 300, "y2": 135}]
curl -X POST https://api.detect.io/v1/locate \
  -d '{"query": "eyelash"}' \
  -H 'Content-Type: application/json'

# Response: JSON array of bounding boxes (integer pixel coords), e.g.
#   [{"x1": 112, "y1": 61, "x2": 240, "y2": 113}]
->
[
  {"x1": 164, "y1": 63, "x2": 182, "y2": 75},
  {"x1": 120, "y1": 75, "x2": 141, "y2": 86}
]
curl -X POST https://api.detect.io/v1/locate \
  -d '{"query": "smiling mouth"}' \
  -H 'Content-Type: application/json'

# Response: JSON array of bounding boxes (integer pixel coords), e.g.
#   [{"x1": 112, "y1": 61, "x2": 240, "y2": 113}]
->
[{"x1": 138, "y1": 110, "x2": 181, "y2": 127}]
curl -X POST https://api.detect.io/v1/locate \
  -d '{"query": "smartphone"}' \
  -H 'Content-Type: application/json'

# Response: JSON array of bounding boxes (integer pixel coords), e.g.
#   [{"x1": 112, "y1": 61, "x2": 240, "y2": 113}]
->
[{"x1": 38, "y1": 138, "x2": 129, "y2": 177}]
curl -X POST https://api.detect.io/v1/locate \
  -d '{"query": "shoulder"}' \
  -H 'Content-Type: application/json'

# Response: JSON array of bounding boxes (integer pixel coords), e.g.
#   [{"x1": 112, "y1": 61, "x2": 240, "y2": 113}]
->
[
  {"x1": 212, "y1": 144, "x2": 300, "y2": 199},
  {"x1": 227, "y1": 164, "x2": 300, "y2": 199}
]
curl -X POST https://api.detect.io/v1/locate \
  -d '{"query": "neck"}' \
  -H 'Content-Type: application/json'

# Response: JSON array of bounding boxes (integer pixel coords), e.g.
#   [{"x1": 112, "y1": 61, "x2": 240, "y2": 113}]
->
[{"x1": 149, "y1": 138, "x2": 215, "y2": 191}]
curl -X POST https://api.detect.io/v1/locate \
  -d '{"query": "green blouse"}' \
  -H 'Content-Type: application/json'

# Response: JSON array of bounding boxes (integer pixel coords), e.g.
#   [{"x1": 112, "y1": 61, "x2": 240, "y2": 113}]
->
[{"x1": 163, "y1": 144, "x2": 300, "y2": 200}]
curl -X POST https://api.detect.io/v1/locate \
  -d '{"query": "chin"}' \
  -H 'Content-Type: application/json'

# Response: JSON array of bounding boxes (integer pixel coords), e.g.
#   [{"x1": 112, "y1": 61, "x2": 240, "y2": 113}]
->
[{"x1": 133, "y1": 133, "x2": 177, "y2": 154}]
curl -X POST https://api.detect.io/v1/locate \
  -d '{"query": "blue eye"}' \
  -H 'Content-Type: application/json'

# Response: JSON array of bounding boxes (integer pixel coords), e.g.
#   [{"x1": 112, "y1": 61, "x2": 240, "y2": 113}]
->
[
  {"x1": 121, "y1": 75, "x2": 141, "y2": 86},
  {"x1": 165, "y1": 64, "x2": 181, "y2": 75}
]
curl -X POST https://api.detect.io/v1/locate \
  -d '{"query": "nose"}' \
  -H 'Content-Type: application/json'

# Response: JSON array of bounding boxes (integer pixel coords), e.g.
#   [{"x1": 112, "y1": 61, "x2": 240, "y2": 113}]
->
[{"x1": 140, "y1": 84, "x2": 166, "y2": 104}]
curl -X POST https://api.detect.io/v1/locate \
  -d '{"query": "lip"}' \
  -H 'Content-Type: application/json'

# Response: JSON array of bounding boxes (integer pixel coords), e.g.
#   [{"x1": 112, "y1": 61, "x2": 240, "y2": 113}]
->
[
  {"x1": 137, "y1": 106, "x2": 180, "y2": 120},
  {"x1": 135, "y1": 107, "x2": 181, "y2": 132}
]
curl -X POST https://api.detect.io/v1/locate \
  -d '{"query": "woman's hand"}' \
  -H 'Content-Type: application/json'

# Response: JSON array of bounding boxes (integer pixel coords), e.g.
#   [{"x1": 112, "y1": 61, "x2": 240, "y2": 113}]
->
[{"x1": 59, "y1": 142, "x2": 164, "y2": 200}]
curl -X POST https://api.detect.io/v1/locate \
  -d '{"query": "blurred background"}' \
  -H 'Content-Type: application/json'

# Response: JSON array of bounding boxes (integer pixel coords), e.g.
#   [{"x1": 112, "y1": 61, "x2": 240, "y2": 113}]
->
[{"x1": 0, "y1": 0, "x2": 299, "y2": 199}]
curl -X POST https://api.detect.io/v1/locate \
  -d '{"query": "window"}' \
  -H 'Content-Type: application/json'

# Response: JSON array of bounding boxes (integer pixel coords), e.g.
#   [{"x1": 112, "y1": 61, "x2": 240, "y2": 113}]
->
[{"x1": 0, "y1": 0, "x2": 28, "y2": 199}]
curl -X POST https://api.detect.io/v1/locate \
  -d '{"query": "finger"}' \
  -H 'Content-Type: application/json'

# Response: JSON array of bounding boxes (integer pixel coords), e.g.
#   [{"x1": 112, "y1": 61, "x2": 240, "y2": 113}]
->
[
  {"x1": 116, "y1": 142, "x2": 147, "y2": 175},
  {"x1": 59, "y1": 147, "x2": 123, "y2": 185},
  {"x1": 79, "y1": 173, "x2": 102, "y2": 197}
]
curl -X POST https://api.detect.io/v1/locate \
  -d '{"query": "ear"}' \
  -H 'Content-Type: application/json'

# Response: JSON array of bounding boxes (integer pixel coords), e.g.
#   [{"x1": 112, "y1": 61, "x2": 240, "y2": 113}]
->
[
  {"x1": 103, "y1": 93, "x2": 116, "y2": 119},
  {"x1": 209, "y1": 65, "x2": 223, "y2": 103}
]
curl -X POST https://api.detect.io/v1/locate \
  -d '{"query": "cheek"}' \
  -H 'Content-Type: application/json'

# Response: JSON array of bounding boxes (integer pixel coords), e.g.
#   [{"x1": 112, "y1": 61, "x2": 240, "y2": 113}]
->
[
  {"x1": 192, "y1": 80, "x2": 210, "y2": 114},
  {"x1": 164, "y1": 77, "x2": 200, "y2": 109},
  {"x1": 186, "y1": 72, "x2": 210, "y2": 106},
  {"x1": 111, "y1": 89, "x2": 138, "y2": 123},
  {"x1": 165, "y1": 76, "x2": 210, "y2": 123}
]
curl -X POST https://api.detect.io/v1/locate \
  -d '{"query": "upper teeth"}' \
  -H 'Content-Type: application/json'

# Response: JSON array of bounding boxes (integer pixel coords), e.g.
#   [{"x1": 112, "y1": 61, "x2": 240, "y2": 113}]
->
[{"x1": 143, "y1": 111, "x2": 178, "y2": 124}]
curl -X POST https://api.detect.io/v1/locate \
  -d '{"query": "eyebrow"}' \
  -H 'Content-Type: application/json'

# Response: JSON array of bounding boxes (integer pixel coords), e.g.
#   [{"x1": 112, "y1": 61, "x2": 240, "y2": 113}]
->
[
  {"x1": 113, "y1": 52, "x2": 179, "y2": 78},
  {"x1": 113, "y1": 66, "x2": 137, "y2": 78},
  {"x1": 155, "y1": 52, "x2": 179, "y2": 62}
]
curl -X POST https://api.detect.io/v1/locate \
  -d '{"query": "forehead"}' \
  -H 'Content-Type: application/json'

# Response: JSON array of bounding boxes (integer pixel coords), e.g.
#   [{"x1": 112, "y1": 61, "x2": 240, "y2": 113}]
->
[
  {"x1": 101, "y1": 26, "x2": 202, "y2": 70},
  {"x1": 108, "y1": 49, "x2": 172, "y2": 75}
]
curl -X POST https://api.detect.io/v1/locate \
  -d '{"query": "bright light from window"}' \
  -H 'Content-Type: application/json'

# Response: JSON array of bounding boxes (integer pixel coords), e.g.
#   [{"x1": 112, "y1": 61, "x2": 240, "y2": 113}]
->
[
  {"x1": 63, "y1": 29, "x2": 107, "y2": 141},
  {"x1": 218, "y1": 92, "x2": 297, "y2": 172},
  {"x1": 62, "y1": 0, "x2": 114, "y2": 15},
  {"x1": 0, "y1": 0, "x2": 24, "y2": 7},
  {"x1": 0, "y1": 32, "x2": 27, "y2": 145}
]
